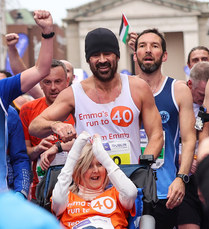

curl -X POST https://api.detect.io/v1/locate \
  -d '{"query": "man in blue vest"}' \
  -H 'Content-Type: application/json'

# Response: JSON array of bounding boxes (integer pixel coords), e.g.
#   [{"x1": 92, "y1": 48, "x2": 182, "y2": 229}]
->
[{"x1": 130, "y1": 29, "x2": 196, "y2": 229}]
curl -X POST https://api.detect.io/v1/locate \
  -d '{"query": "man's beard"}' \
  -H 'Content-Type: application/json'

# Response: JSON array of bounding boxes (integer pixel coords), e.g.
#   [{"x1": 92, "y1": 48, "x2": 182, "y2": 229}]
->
[
  {"x1": 89, "y1": 61, "x2": 118, "y2": 82},
  {"x1": 137, "y1": 54, "x2": 163, "y2": 74}
]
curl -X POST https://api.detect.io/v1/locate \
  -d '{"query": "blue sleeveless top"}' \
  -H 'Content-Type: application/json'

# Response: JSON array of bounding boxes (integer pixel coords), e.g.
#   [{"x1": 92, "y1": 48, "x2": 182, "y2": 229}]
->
[{"x1": 154, "y1": 77, "x2": 179, "y2": 199}]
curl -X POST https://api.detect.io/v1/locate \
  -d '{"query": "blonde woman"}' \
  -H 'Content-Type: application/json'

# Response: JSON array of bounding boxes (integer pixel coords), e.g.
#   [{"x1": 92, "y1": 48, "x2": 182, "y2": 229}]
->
[{"x1": 52, "y1": 131, "x2": 137, "y2": 228}]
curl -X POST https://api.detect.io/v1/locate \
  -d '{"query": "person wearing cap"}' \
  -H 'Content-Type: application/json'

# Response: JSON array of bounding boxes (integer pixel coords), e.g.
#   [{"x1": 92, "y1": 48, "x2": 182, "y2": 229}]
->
[{"x1": 29, "y1": 27, "x2": 163, "y2": 167}]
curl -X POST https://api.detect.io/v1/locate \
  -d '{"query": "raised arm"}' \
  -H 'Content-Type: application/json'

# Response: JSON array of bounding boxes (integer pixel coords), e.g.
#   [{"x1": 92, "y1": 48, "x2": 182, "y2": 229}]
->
[
  {"x1": 6, "y1": 33, "x2": 27, "y2": 74},
  {"x1": 6, "y1": 33, "x2": 44, "y2": 98},
  {"x1": 52, "y1": 131, "x2": 90, "y2": 216},
  {"x1": 127, "y1": 32, "x2": 140, "y2": 75},
  {"x1": 128, "y1": 32, "x2": 138, "y2": 52},
  {"x1": 20, "y1": 10, "x2": 53, "y2": 93}
]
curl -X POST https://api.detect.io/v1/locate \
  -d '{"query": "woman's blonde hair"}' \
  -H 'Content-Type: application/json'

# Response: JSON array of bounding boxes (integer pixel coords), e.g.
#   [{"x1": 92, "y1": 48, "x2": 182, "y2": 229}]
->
[{"x1": 69, "y1": 142, "x2": 109, "y2": 193}]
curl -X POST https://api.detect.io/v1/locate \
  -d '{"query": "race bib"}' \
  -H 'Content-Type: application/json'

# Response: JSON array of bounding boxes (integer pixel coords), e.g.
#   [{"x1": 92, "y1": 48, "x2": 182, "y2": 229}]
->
[
  {"x1": 140, "y1": 129, "x2": 165, "y2": 169},
  {"x1": 72, "y1": 216, "x2": 114, "y2": 229},
  {"x1": 103, "y1": 140, "x2": 131, "y2": 165},
  {"x1": 91, "y1": 196, "x2": 116, "y2": 214}
]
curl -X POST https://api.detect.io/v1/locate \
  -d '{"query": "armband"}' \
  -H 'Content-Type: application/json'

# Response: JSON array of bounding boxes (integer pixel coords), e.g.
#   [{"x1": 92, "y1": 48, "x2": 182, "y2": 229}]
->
[
  {"x1": 195, "y1": 106, "x2": 209, "y2": 131},
  {"x1": 42, "y1": 32, "x2": 55, "y2": 39}
]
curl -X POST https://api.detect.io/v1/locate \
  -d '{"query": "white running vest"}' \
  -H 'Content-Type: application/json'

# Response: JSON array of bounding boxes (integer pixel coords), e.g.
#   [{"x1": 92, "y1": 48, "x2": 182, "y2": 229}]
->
[{"x1": 72, "y1": 74, "x2": 141, "y2": 164}]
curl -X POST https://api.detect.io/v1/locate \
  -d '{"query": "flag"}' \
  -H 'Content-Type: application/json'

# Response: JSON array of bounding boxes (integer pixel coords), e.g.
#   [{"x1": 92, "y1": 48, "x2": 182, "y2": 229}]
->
[{"x1": 119, "y1": 13, "x2": 129, "y2": 44}]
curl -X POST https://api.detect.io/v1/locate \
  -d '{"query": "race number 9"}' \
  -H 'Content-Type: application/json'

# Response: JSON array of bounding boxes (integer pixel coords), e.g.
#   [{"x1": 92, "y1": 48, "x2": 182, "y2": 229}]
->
[{"x1": 111, "y1": 106, "x2": 133, "y2": 127}]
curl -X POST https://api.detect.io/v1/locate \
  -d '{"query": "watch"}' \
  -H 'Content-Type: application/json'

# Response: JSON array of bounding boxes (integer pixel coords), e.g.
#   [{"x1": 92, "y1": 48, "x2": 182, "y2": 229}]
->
[
  {"x1": 176, "y1": 174, "x2": 190, "y2": 184},
  {"x1": 55, "y1": 141, "x2": 63, "y2": 153}
]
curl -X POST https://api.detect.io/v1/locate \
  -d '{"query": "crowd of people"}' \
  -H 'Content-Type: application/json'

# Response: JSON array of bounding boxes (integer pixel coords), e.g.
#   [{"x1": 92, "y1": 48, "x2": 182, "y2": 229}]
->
[{"x1": 1, "y1": 8, "x2": 209, "y2": 229}]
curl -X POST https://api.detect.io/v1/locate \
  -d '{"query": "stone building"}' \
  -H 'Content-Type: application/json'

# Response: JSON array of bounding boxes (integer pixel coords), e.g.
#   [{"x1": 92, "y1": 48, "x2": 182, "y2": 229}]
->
[{"x1": 64, "y1": 0, "x2": 209, "y2": 80}]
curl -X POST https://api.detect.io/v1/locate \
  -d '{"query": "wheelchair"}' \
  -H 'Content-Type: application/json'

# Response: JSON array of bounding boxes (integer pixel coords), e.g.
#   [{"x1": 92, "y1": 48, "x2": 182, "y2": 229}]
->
[
  {"x1": 119, "y1": 155, "x2": 157, "y2": 229},
  {"x1": 36, "y1": 155, "x2": 157, "y2": 229}
]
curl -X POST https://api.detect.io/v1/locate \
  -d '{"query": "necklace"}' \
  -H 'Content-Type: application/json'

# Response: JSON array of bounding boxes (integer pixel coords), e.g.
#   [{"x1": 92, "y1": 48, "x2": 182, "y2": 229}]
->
[{"x1": 151, "y1": 75, "x2": 162, "y2": 94}]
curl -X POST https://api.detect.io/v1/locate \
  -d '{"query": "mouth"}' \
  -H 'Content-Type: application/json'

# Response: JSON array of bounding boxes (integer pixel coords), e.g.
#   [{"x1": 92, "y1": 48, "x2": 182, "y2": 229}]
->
[
  {"x1": 96, "y1": 63, "x2": 111, "y2": 73},
  {"x1": 143, "y1": 56, "x2": 154, "y2": 63},
  {"x1": 91, "y1": 176, "x2": 100, "y2": 180},
  {"x1": 50, "y1": 93, "x2": 58, "y2": 98}
]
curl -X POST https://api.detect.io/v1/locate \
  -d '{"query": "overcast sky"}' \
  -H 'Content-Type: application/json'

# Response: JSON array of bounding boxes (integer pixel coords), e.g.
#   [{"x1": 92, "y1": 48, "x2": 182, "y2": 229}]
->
[
  {"x1": 5, "y1": 0, "x2": 209, "y2": 25},
  {"x1": 6, "y1": 0, "x2": 94, "y2": 25}
]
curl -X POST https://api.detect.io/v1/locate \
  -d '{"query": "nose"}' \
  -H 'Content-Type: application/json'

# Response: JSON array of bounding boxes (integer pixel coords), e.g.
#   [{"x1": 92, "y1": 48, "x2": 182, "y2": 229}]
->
[
  {"x1": 51, "y1": 82, "x2": 56, "y2": 90},
  {"x1": 92, "y1": 165, "x2": 99, "y2": 172},
  {"x1": 145, "y1": 44, "x2": 151, "y2": 53},
  {"x1": 98, "y1": 53, "x2": 107, "y2": 63}
]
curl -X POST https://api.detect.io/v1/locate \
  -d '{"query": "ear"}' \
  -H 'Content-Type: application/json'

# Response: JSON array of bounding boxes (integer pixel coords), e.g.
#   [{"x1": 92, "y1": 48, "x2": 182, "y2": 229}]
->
[
  {"x1": 133, "y1": 52, "x2": 137, "y2": 62},
  {"x1": 187, "y1": 79, "x2": 192, "y2": 89},
  {"x1": 188, "y1": 63, "x2": 192, "y2": 69},
  {"x1": 40, "y1": 81, "x2": 43, "y2": 90},
  {"x1": 66, "y1": 76, "x2": 70, "y2": 86},
  {"x1": 162, "y1": 51, "x2": 168, "y2": 62}
]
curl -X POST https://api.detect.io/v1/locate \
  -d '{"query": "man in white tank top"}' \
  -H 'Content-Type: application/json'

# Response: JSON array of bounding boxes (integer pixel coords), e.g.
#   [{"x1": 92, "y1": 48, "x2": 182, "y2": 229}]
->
[{"x1": 29, "y1": 28, "x2": 163, "y2": 166}]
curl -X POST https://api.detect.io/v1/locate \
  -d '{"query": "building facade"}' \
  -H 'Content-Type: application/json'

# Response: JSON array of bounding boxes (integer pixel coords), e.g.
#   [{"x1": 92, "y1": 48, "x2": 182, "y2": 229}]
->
[{"x1": 64, "y1": 0, "x2": 209, "y2": 80}]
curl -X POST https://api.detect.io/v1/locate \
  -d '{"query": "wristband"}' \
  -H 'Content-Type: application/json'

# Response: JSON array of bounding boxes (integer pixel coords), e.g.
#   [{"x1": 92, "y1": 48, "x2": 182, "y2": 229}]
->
[
  {"x1": 55, "y1": 141, "x2": 63, "y2": 153},
  {"x1": 42, "y1": 32, "x2": 55, "y2": 39},
  {"x1": 195, "y1": 106, "x2": 209, "y2": 131}
]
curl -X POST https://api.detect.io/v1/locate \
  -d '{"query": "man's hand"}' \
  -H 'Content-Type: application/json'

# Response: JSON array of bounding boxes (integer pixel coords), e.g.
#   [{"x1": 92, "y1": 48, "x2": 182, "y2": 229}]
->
[
  {"x1": 51, "y1": 122, "x2": 76, "y2": 143},
  {"x1": 40, "y1": 139, "x2": 75, "y2": 170},
  {"x1": 33, "y1": 135, "x2": 56, "y2": 158},
  {"x1": 128, "y1": 32, "x2": 138, "y2": 52},
  {"x1": 33, "y1": 10, "x2": 53, "y2": 34},
  {"x1": 166, "y1": 177, "x2": 185, "y2": 209},
  {"x1": 40, "y1": 145, "x2": 57, "y2": 170},
  {"x1": 5, "y1": 33, "x2": 19, "y2": 47}
]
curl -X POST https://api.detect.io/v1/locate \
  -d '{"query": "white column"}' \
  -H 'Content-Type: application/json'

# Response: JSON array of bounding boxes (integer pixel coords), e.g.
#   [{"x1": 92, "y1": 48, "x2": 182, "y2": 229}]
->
[{"x1": 183, "y1": 31, "x2": 199, "y2": 65}]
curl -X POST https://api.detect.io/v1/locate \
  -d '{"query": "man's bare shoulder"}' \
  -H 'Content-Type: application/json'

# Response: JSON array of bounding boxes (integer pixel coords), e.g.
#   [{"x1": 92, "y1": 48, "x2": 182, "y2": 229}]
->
[
  {"x1": 129, "y1": 75, "x2": 154, "y2": 109},
  {"x1": 129, "y1": 74, "x2": 148, "y2": 85},
  {"x1": 175, "y1": 79, "x2": 187, "y2": 86},
  {"x1": 129, "y1": 75, "x2": 151, "y2": 92},
  {"x1": 174, "y1": 79, "x2": 193, "y2": 105},
  {"x1": 174, "y1": 79, "x2": 190, "y2": 93}
]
